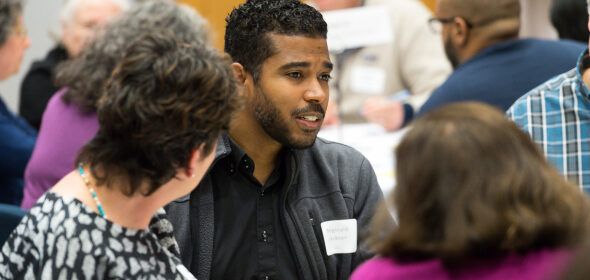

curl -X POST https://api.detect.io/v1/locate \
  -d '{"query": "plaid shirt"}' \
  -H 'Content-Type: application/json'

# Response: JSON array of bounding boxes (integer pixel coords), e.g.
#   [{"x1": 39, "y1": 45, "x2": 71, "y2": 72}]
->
[{"x1": 508, "y1": 50, "x2": 590, "y2": 191}]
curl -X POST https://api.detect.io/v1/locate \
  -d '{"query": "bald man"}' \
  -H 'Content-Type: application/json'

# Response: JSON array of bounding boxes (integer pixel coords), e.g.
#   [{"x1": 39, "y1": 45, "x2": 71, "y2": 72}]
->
[
  {"x1": 418, "y1": 0, "x2": 585, "y2": 116},
  {"x1": 508, "y1": 0, "x2": 590, "y2": 191}
]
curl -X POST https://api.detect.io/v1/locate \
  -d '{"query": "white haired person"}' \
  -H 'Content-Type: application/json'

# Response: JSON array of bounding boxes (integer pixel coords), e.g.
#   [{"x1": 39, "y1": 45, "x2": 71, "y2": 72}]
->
[{"x1": 18, "y1": 0, "x2": 129, "y2": 130}]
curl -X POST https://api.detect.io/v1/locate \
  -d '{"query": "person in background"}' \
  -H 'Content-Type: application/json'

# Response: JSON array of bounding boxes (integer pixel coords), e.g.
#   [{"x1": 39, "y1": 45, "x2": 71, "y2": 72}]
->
[
  {"x1": 20, "y1": 0, "x2": 211, "y2": 209},
  {"x1": 508, "y1": 1, "x2": 590, "y2": 191},
  {"x1": 418, "y1": 0, "x2": 585, "y2": 116},
  {"x1": 165, "y1": 0, "x2": 383, "y2": 279},
  {"x1": 352, "y1": 102, "x2": 590, "y2": 280},
  {"x1": 0, "y1": 0, "x2": 34, "y2": 206},
  {"x1": 550, "y1": 0, "x2": 589, "y2": 43},
  {"x1": 0, "y1": 29, "x2": 239, "y2": 279},
  {"x1": 313, "y1": 0, "x2": 451, "y2": 131},
  {"x1": 18, "y1": 0, "x2": 129, "y2": 130}
]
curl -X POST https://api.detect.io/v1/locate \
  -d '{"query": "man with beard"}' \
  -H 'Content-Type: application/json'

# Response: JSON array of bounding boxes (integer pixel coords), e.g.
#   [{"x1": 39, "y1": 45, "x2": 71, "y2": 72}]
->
[
  {"x1": 418, "y1": 0, "x2": 584, "y2": 116},
  {"x1": 164, "y1": 0, "x2": 384, "y2": 280}
]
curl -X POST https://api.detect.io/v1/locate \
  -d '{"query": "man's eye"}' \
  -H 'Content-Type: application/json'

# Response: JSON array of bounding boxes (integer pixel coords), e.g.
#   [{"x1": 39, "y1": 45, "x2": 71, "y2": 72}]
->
[
  {"x1": 319, "y1": 74, "x2": 332, "y2": 82},
  {"x1": 287, "y1": 72, "x2": 302, "y2": 79}
]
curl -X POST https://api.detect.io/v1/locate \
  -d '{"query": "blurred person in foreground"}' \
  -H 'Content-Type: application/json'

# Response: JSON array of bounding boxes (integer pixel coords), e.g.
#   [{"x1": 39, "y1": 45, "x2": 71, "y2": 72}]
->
[
  {"x1": 18, "y1": 0, "x2": 129, "y2": 130},
  {"x1": 165, "y1": 0, "x2": 383, "y2": 279},
  {"x1": 0, "y1": 0, "x2": 34, "y2": 206},
  {"x1": 20, "y1": 0, "x2": 210, "y2": 209},
  {"x1": 550, "y1": 0, "x2": 589, "y2": 43},
  {"x1": 418, "y1": 0, "x2": 585, "y2": 116},
  {"x1": 0, "y1": 30, "x2": 239, "y2": 279},
  {"x1": 313, "y1": 0, "x2": 451, "y2": 131},
  {"x1": 508, "y1": 0, "x2": 590, "y2": 191},
  {"x1": 352, "y1": 102, "x2": 590, "y2": 280}
]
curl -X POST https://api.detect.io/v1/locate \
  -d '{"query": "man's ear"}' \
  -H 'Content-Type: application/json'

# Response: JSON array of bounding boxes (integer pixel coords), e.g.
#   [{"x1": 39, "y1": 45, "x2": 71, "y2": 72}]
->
[
  {"x1": 452, "y1": 17, "x2": 470, "y2": 47},
  {"x1": 231, "y1": 62, "x2": 255, "y2": 98},
  {"x1": 231, "y1": 62, "x2": 248, "y2": 85}
]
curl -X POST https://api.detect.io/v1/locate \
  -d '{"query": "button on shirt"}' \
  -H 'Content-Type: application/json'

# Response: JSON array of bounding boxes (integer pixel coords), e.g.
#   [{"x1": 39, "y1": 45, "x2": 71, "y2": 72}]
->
[
  {"x1": 508, "y1": 50, "x2": 590, "y2": 191},
  {"x1": 210, "y1": 140, "x2": 298, "y2": 280}
]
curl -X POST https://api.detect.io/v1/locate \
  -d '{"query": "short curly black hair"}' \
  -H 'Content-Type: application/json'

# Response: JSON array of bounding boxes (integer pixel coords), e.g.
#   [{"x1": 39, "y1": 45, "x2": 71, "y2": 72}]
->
[
  {"x1": 77, "y1": 30, "x2": 239, "y2": 197},
  {"x1": 0, "y1": 0, "x2": 22, "y2": 45},
  {"x1": 224, "y1": 0, "x2": 327, "y2": 80}
]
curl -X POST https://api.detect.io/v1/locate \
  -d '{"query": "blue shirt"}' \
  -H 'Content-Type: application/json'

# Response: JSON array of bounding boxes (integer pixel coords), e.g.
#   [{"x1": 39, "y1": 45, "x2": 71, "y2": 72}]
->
[
  {"x1": 419, "y1": 39, "x2": 585, "y2": 116},
  {"x1": 508, "y1": 50, "x2": 590, "y2": 191},
  {"x1": 0, "y1": 97, "x2": 36, "y2": 205}
]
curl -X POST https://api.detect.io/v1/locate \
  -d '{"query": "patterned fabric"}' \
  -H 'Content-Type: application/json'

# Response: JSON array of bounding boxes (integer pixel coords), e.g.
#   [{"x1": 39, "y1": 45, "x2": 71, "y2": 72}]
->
[
  {"x1": 508, "y1": 50, "x2": 590, "y2": 192},
  {"x1": 0, "y1": 192, "x2": 191, "y2": 279}
]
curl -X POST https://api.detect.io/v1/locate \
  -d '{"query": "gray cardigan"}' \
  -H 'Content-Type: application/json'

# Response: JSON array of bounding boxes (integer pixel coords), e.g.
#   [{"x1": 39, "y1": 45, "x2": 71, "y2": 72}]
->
[{"x1": 165, "y1": 134, "x2": 384, "y2": 280}]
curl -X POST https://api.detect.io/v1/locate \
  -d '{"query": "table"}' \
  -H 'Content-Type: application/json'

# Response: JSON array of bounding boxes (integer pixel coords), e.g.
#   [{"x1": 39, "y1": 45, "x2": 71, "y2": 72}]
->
[{"x1": 318, "y1": 123, "x2": 407, "y2": 195}]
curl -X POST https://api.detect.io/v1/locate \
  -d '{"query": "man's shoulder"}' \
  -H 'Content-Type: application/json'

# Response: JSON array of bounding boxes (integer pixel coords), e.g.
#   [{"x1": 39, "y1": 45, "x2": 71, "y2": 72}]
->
[
  {"x1": 511, "y1": 69, "x2": 577, "y2": 108},
  {"x1": 508, "y1": 68, "x2": 579, "y2": 125},
  {"x1": 296, "y1": 138, "x2": 376, "y2": 186},
  {"x1": 527, "y1": 38, "x2": 586, "y2": 53},
  {"x1": 306, "y1": 137, "x2": 368, "y2": 163}
]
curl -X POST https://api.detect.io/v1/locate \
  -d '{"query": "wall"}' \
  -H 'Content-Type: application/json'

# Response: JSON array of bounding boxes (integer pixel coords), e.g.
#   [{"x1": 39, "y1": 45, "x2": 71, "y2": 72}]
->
[
  {"x1": 520, "y1": 0, "x2": 557, "y2": 39},
  {"x1": 421, "y1": 0, "x2": 435, "y2": 11},
  {"x1": 179, "y1": 0, "x2": 244, "y2": 50}
]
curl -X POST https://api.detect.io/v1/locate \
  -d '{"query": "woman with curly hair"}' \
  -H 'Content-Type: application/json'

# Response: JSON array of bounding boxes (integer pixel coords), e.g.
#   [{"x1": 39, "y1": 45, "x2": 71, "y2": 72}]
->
[
  {"x1": 1, "y1": 29, "x2": 239, "y2": 278},
  {"x1": 21, "y1": 0, "x2": 211, "y2": 209}
]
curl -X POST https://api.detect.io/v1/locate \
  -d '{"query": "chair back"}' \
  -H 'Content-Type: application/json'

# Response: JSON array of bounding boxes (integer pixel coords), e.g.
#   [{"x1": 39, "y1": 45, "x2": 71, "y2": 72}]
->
[{"x1": 0, "y1": 203, "x2": 25, "y2": 246}]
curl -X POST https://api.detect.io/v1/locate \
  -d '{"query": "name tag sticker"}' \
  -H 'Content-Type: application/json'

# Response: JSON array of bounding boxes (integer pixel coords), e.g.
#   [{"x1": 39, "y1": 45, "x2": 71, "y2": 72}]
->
[
  {"x1": 320, "y1": 219, "x2": 357, "y2": 256},
  {"x1": 176, "y1": 264, "x2": 197, "y2": 280}
]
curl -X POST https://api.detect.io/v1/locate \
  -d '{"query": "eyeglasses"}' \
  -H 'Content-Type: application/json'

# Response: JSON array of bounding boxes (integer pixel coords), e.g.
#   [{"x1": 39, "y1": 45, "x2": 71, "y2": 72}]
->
[{"x1": 427, "y1": 16, "x2": 473, "y2": 33}]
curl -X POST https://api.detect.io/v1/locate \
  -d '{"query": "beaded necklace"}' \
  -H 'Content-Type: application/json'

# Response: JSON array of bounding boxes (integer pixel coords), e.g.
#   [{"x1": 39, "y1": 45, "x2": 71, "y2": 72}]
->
[{"x1": 78, "y1": 164, "x2": 108, "y2": 219}]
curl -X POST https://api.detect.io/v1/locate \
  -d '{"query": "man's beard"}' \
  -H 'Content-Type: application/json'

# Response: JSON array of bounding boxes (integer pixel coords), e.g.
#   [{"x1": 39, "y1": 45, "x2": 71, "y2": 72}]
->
[
  {"x1": 444, "y1": 35, "x2": 460, "y2": 69},
  {"x1": 253, "y1": 86, "x2": 324, "y2": 149}
]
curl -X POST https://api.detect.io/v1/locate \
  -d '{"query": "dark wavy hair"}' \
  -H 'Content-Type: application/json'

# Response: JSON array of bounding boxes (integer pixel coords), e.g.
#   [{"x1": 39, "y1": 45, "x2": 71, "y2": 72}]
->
[
  {"x1": 224, "y1": 0, "x2": 327, "y2": 80},
  {"x1": 0, "y1": 0, "x2": 22, "y2": 45},
  {"x1": 56, "y1": 0, "x2": 210, "y2": 113},
  {"x1": 76, "y1": 31, "x2": 239, "y2": 196},
  {"x1": 373, "y1": 102, "x2": 590, "y2": 264}
]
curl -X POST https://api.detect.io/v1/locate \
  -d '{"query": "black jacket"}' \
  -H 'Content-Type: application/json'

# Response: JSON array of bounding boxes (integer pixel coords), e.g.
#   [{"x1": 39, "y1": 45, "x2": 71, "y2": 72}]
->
[
  {"x1": 165, "y1": 134, "x2": 384, "y2": 280},
  {"x1": 19, "y1": 44, "x2": 69, "y2": 130}
]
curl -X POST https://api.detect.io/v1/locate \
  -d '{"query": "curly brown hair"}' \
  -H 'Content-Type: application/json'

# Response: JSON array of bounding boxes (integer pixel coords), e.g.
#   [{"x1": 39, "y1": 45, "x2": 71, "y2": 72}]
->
[
  {"x1": 374, "y1": 102, "x2": 590, "y2": 264},
  {"x1": 76, "y1": 30, "x2": 239, "y2": 196}
]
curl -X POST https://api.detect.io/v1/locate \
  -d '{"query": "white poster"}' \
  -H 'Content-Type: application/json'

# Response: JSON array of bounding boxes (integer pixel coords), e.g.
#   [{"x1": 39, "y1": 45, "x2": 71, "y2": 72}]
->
[{"x1": 322, "y1": 5, "x2": 393, "y2": 52}]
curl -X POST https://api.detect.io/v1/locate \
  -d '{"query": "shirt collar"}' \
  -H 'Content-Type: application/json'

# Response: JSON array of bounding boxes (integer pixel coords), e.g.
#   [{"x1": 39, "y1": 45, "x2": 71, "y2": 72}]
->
[
  {"x1": 228, "y1": 138, "x2": 248, "y2": 168},
  {"x1": 575, "y1": 49, "x2": 590, "y2": 99}
]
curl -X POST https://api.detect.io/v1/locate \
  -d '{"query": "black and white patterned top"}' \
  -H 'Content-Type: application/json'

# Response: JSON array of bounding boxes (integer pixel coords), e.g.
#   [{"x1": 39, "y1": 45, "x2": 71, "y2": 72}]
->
[{"x1": 0, "y1": 192, "x2": 195, "y2": 280}]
